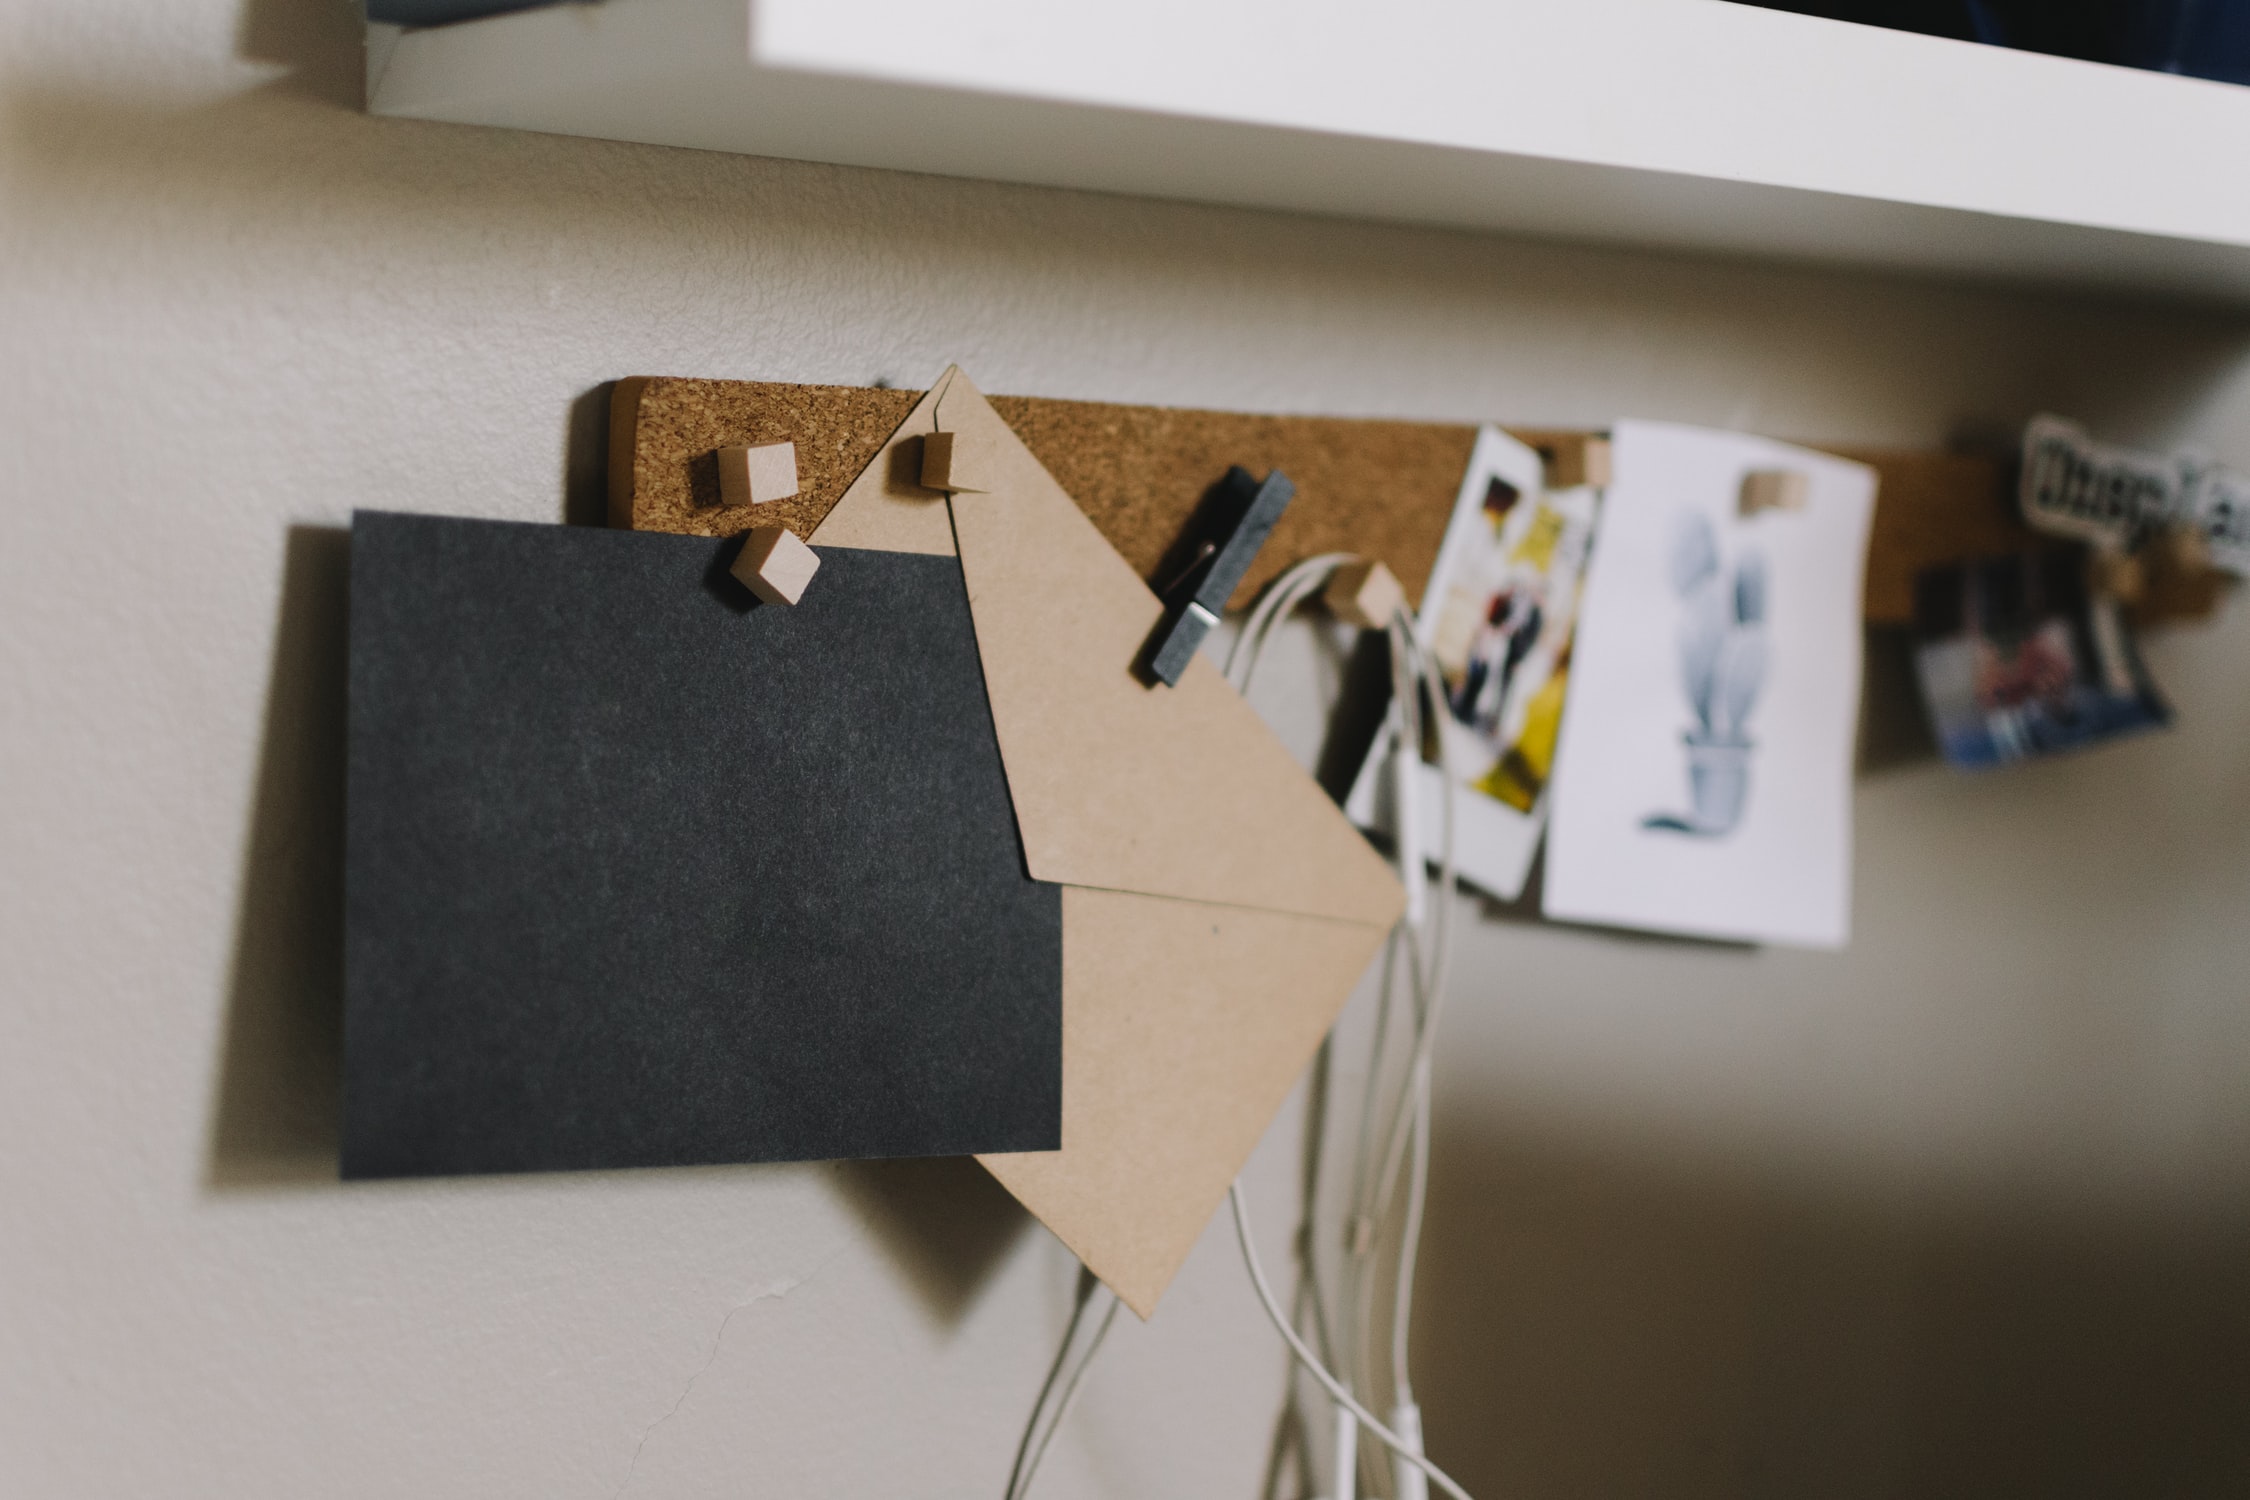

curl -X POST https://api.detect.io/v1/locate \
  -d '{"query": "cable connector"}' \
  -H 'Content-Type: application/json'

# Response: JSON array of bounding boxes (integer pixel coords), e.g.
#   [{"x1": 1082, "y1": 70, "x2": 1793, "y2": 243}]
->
[{"x1": 1390, "y1": 1400, "x2": 1428, "y2": 1500}]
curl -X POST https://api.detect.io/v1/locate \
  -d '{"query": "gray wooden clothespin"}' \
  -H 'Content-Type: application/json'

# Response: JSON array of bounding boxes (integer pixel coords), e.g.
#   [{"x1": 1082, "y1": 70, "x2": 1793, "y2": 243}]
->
[{"x1": 1141, "y1": 466, "x2": 1296, "y2": 686}]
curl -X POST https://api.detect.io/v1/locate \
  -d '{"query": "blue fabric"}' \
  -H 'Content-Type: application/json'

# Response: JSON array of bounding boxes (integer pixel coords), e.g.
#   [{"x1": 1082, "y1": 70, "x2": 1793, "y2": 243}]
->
[{"x1": 1738, "y1": 0, "x2": 2250, "y2": 82}]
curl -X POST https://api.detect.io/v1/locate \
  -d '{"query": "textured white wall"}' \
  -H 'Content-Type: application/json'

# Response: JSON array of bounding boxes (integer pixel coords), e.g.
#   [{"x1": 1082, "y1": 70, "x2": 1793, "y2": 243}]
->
[{"x1": 3, "y1": 2, "x2": 2248, "y2": 1496}]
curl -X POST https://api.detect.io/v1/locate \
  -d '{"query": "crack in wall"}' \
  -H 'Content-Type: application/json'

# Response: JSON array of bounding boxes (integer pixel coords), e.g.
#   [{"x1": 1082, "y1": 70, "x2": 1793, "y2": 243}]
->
[{"x1": 610, "y1": 1268, "x2": 818, "y2": 1499}]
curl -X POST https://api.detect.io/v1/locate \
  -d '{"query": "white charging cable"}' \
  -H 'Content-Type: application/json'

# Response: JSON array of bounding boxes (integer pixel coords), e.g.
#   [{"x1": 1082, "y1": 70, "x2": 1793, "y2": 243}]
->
[
  {"x1": 1226, "y1": 556, "x2": 1466, "y2": 1500},
  {"x1": 1003, "y1": 1270, "x2": 1121, "y2": 1500},
  {"x1": 1231, "y1": 1180, "x2": 1472, "y2": 1500}
]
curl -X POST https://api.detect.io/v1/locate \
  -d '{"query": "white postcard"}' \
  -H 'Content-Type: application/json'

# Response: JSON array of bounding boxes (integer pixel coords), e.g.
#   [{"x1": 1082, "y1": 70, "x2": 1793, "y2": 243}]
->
[
  {"x1": 1543, "y1": 422, "x2": 1875, "y2": 949},
  {"x1": 1347, "y1": 426, "x2": 1595, "y2": 902}
]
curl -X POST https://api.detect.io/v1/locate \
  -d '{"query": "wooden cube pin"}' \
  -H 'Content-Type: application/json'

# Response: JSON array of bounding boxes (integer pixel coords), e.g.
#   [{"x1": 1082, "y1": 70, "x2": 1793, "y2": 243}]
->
[
  {"x1": 1542, "y1": 434, "x2": 1612, "y2": 491},
  {"x1": 1324, "y1": 559, "x2": 1406, "y2": 630},
  {"x1": 920, "y1": 431, "x2": 990, "y2": 494},
  {"x1": 2137, "y1": 523, "x2": 2228, "y2": 622},
  {"x1": 2086, "y1": 545, "x2": 2146, "y2": 605},
  {"x1": 717, "y1": 442, "x2": 799, "y2": 509},
  {"x1": 1740, "y1": 469, "x2": 1810, "y2": 517},
  {"x1": 731, "y1": 524, "x2": 820, "y2": 606}
]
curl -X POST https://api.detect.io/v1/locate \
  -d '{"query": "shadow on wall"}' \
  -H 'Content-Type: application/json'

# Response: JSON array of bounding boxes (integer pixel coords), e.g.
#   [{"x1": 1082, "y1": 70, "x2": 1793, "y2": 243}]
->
[
  {"x1": 828, "y1": 1158, "x2": 1033, "y2": 1328},
  {"x1": 1859, "y1": 626, "x2": 1940, "y2": 774},
  {"x1": 566, "y1": 381, "x2": 615, "y2": 527},
  {"x1": 207, "y1": 525, "x2": 350, "y2": 1190},
  {"x1": 198, "y1": 372, "x2": 601, "y2": 1181},
  {"x1": 1411, "y1": 1118, "x2": 2250, "y2": 1499},
  {"x1": 236, "y1": 0, "x2": 367, "y2": 109}
]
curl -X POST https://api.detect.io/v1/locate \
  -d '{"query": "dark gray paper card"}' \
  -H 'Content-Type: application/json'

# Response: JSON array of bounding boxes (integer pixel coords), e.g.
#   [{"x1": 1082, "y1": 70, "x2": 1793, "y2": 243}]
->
[{"x1": 343, "y1": 512, "x2": 1061, "y2": 1179}]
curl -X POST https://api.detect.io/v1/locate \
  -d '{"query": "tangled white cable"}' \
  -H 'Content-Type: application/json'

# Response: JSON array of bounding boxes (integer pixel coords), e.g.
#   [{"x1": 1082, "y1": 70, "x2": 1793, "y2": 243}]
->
[
  {"x1": 1230, "y1": 1179, "x2": 1473, "y2": 1500},
  {"x1": 1226, "y1": 553, "x2": 1467, "y2": 1500}
]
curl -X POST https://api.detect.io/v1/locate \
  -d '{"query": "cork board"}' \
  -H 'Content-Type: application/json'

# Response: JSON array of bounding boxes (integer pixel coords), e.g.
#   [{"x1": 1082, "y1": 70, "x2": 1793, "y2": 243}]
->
[
  {"x1": 609, "y1": 377, "x2": 2038, "y2": 624},
  {"x1": 612, "y1": 377, "x2": 1472, "y2": 611},
  {"x1": 1826, "y1": 448, "x2": 2035, "y2": 624},
  {"x1": 607, "y1": 376, "x2": 922, "y2": 547}
]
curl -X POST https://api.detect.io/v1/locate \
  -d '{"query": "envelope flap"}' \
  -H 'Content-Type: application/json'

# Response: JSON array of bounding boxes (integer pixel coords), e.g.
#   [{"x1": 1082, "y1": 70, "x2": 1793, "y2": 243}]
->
[
  {"x1": 806, "y1": 376, "x2": 958, "y2": 557},
  {"x1": 980, "y1": 888, "x2": 1392, "y2": 1317},
  {"x1": 936, "y1": 372, "x2": 1404, "y2": 928}
]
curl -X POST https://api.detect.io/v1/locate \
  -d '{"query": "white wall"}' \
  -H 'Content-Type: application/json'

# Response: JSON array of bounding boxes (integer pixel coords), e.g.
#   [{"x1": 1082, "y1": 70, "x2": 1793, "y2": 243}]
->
[{"x1": 3, "y1": 2, "x2": 2247, "y2": 1496}]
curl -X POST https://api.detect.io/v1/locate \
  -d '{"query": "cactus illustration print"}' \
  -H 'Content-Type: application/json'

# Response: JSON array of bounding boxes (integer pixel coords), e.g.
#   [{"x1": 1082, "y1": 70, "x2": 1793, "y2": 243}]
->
[
  {"x1": 1645, "y1": 514, "x2": 1769, "y2": 837},
  {"x1": 1545, "y1": 423, "x2": 1875, "y2": 949}
]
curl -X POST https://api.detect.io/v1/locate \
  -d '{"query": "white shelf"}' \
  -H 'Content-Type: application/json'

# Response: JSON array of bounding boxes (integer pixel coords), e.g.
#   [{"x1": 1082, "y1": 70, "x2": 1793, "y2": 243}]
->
[{"x1": 369, "y1": 0, "x2": 2250, "y2": 303}]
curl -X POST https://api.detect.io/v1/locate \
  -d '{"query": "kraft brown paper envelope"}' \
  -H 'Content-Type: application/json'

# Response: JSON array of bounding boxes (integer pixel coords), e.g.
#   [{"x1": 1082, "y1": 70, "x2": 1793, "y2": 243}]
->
[
  {"x1": 814, "y1": 368, "x2": 1403, "y2": 1316},
  {"x1": 803, "y1": 373, "x2": 959, "y2": 557}
]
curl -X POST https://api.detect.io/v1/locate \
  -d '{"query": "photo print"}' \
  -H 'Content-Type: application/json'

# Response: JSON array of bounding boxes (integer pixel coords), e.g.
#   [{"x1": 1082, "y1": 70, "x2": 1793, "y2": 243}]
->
[
  {"x1": 1346, "y1": 426, "x2": 1596, "y2": 901},
  {"x1": 1912, "y1": 548, "x2": 2170, "y2": 769},
  {"x1": 1544, "y1": 423, "x2": 1876, "y2": 949}
]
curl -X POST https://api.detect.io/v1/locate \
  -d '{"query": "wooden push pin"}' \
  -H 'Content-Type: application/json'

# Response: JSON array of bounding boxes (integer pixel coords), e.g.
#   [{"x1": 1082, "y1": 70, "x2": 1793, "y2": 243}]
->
[
  {"x1": 2137, "y1": 523, "x2": 2227, "y2": 622},
  {"x1": 731, "y1": 524, "x2": 820, "y2": 606},
  {"x1": 717, "y1": 442, "x2": 799, "y2": 509},
  {"x1": 920, "y1": 431, "x2": 991, "y2": 494},
  {"x1": 1541, "y1": 434, "x2": 1612, "y2": 491},
  {"x1": 2086, "y1": 544, "x2": 2146, "y2": 606},
  {"x1": 1740, "y1": 469, "x2": 1810, "y2": 517},
  {"x1": 1324, "y1": 559, "x2": 1406, "y2": 630},
  {"x1": 2155, "y1": 521, "x2": 2214, "y2": 576}
]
